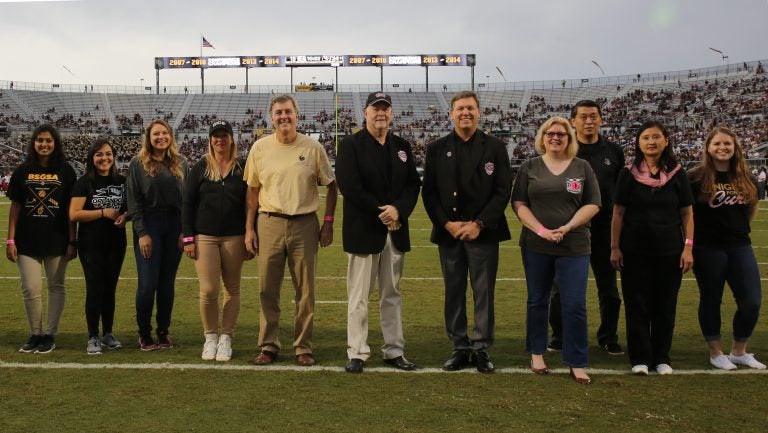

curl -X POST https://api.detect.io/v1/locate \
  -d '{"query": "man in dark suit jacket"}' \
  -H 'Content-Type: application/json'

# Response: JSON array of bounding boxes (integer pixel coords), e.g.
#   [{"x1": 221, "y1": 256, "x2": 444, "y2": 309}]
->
[
  {"x1": 335, "y1": 92, "x2": 422, "y2": 373},
  {"x1": 422, "y1": 90, "x2": 511, "y2": 373}
]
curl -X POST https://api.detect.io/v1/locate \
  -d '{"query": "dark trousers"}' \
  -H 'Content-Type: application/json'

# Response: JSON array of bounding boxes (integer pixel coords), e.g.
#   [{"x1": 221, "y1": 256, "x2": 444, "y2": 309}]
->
[
  {"x1": 550, "y1": 222, "x2": 621, "y2": 346},
  {"x1": 620, "y1": 252, "x2": 681, "y2": 368},
  {"x1": 523, "y1": 250, "x2": 590, "y2": 367},
  {"x1": 693, "y1": 244, "x2": 762, "y2": 342},
  {"x1": 134, "y1": 212, "x2": 182, "y2": 337},
  {"x1": 438, "y1": 240, "x2": 498, "y2": 351},
  {"x1": 79, "y1": 243, "x2": 126, "y2": 337}
]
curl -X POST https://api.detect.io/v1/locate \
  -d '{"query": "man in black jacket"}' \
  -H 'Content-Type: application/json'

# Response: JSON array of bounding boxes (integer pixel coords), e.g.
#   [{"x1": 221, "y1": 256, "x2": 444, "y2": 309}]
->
[
  {"x1": 335, "y1": 92, "x2": 422, "y2": 373},
  {"x1": 422, "y1": 91, "x2": 511, "y2": 373}
]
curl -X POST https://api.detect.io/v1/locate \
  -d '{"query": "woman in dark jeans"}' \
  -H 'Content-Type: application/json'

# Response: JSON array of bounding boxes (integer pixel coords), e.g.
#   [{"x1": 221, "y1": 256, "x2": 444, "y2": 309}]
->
[
  {"x1": 687, "y1": 126, "x2": 764, "y2": 370},
  {"x1": 70, "y1": 138, "x2": 128, "y2": 355},
  {"x1": 126, "y1": 119, "x2": 187, "y2": 351}
]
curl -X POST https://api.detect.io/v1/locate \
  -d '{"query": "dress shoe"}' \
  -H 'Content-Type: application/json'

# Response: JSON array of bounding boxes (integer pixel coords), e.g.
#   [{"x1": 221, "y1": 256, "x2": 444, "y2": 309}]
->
[
  {"x1": 473, "y1": 350, "x2": 495, "y2": 374},
  {"x1": 383, "y1": 355, "x2": 417, "y2": 371},
  {"x1": 569, "y1": 367, "x2": 592, "y2": 385},
  {"x1": 296, "y1": 353, "x2": 315, "y2": 366},
  {"x1": 442, "y1": 350, "x2": 472, "y2": 371},
  {"x1": 254, "y1": 350, "x2": 277, "y2": 365},
  {"x1": 345, "y1": 358, "x2": 364, "y2": 373},
  {"x1": 530, "y1": 359, "x2": 549, "y2": 375}
]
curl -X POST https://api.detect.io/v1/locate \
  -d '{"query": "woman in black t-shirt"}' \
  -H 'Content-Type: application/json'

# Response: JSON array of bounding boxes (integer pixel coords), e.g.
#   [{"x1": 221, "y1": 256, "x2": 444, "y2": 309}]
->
[
  {"x1": 687, "y1": 127, "x2": 765, "y2": 370},
  {"x1": 610, "y1": 120, "x2": 694, "y2": 376},
  {"x1": 6, "y1": 124, "x2": 77, "y2": 354},
  {"x1": 70, "y1": 138, "x2": 128, "y2": 355}
]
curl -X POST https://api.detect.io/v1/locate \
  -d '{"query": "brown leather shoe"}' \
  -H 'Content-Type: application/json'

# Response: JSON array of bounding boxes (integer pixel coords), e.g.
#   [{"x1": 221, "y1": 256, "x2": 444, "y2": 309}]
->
[
  {"x1": 296, "y1": 353, "x2": 315, "y2": 366},
  {"x1": 254, "y1": 350, "x2": 277, "y2": 365}
]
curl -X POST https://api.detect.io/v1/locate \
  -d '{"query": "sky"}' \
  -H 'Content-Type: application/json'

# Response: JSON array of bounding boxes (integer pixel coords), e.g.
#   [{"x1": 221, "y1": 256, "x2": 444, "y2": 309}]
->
[{"x1": 1, "y1": 0, "x2": 767, "y2": 89}]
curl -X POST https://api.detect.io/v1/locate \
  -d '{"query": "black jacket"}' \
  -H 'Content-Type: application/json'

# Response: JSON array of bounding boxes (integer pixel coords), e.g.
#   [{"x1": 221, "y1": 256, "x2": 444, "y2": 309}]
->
[
  {"x1": 422, "y1": 129, "x2": 511, "y2": 244},
  {"x1": 335, "y1": 128, "x2": 421, "y2": 254}
]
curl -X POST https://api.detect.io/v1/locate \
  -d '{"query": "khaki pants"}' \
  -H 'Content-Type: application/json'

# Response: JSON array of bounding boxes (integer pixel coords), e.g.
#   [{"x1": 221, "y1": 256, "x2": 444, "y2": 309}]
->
[
  {"x1": 257, "y1": 213, "x2": 318, "y2": 355},
  {"x1": 194, "y1": 234, "x2": 246, "y2": 335},
  {"x1": 346, "y1": 234, "x2": 406, "y2": 361},
  {"x1": 18, "y1": 254, "x2": 68, "y2": 336}
]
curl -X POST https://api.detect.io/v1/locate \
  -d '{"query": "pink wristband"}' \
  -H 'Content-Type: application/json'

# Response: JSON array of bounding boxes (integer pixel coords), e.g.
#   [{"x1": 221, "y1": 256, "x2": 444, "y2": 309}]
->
[
  {"x1": 537, "y1": 227, "x2": 547, "y2": 236},
  {"x1": 684, "y1": 238, "x2": 693, "y2": 247},
  {"x1": 6, "y1": 239, "x2": 15, "y2": 245},
  {"x1": 182, "y1": 236, "x2": 195, "y2": 243},
  {"x1": 323, "y1": 216, "x2": 334, "y2": 222}
]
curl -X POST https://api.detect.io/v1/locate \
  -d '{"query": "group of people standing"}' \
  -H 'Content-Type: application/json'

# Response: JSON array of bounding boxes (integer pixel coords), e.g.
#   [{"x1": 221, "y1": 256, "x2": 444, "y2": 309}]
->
[{"x1": 5, "y1": 92, "x2": 764, "y2": 381}]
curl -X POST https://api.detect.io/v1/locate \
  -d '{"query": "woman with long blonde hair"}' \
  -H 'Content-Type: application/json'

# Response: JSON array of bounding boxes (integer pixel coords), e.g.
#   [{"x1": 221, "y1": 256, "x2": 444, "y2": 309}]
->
[
  {"x1": 126, "y1": 119, "x2": 188, "y2": 351},
  {"x1": 687, "y1": 126, "x2": 764, "y2": 370},
  {"x1": 182, "y1": 120, "x2": 251, "y2": 361}
]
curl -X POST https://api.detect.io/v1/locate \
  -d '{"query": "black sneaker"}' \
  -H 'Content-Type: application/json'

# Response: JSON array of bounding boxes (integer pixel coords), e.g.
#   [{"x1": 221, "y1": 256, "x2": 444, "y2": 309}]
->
[
  {"x1": 547, "y1": 340, "x2": 562, "y2": 352},
  {"x1": 139, "y1": 335, "x2": 158, "y2": 351},
  {"x1": 34, "y1": 335, "x2": 56, "y2": 354},
  {"x1": 156, "y1": 331, "x2": 174, "y2": 349},
  {"x1": 19, "y1": 334, "x2": 42, "y2": 353},
  {"x1": 601, "y1": 342, "x2": 625, "y2": 356}
]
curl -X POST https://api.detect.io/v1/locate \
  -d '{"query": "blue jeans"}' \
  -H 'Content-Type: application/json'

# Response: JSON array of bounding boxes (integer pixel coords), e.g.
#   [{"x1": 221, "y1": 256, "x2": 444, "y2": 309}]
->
[
  {"x1": 134, "y1": 212, "x2": 182, "y2": 336},
  {"x1": 693, "y1": 244, "x2": 762, "y2": 342},
  {"x1": 522, "y1": 250, "x2": 590, "y2": 367}
]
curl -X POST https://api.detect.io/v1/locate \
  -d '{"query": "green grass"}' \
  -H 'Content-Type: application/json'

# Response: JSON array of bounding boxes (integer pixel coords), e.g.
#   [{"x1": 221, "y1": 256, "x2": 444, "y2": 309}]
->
[{"x1": 1, "y1": 195, "x2": 767, "y2": 432}]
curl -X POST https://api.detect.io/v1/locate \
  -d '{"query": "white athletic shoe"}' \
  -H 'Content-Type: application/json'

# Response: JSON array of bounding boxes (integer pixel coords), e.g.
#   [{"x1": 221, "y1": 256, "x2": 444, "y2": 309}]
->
[
  {"x1": 710, "y1": 354, "x2": 737, "y2": 370},
  {"x1": 201, "y1": 333, "x2": 218, "y2": 361},
  {"x1": 656, "y1": 363, "x2": 674, "y2": 375},
  {"x1": 728, "y1": 353, "x2": 767, "y2": 370},
  {"x1": 216, "y1": 334, "x2": 232, "y2": 362},
  {"x1": 631, "y1": 364, "x2": 649, "y2": 375}
]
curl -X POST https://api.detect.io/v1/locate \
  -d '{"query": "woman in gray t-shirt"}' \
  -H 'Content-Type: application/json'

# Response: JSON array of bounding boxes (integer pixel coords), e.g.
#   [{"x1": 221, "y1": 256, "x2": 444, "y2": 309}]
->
[{"x1": 512, "y1": 116, "x2": 601, "y2": 385}]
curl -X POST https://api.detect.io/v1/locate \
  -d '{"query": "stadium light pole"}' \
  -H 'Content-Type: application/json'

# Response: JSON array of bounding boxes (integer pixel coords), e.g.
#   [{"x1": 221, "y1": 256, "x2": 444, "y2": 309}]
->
[
  {"x1": 709, "y1": 47, "x2": 729, "y2": 74},
  {"x1": 140, "y1": 78, "x2": 144, "y2": 93}
]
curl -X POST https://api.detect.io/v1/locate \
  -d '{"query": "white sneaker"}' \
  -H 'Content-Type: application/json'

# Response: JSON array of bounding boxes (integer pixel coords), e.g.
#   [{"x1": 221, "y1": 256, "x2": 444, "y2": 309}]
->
[
  {"x1": 201, "y1": 333, "x2": 218, "y2": 360},
  {"x1": 656, "y1": 363, "x2": 674, "y2": 375},
  {"x1": 216, "y1": 334, "x2": 232, "y2": 362},
  {"x1": 710, "y1": 354, "x2": 737, "y2": 370},
  {"x1": 86, "y1": 336, "x2": 102, "y2": 355},
  {"x1": 728, "y1": 353, "x2": 767, "y2": 369},
  {"x1": 631, "y1": 364, "x2": 649, "y2": 375}
]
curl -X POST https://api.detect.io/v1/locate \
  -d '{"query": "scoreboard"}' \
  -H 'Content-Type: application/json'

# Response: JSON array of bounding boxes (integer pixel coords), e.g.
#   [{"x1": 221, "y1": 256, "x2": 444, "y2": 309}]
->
[
  {"x1": 156, "y1": 54, "x2": 474, "y2": 69},
  {"x1": 158, "y1": 56, "x2": 284, "y2": 69}
]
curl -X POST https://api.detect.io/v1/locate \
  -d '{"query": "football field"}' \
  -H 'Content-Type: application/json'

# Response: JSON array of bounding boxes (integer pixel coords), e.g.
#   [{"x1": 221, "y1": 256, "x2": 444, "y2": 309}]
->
[{"x1": 1, "y1": 195, "x2": 767, "y2": 433}]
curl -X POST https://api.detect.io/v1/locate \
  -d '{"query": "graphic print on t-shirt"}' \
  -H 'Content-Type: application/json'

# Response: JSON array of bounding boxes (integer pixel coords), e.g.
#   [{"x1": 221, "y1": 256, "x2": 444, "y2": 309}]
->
[
  {"x1": 24, "y1": 174, "x2": 61, "y2": 217},
  {"x1": 91, "y1": 184, "x2": 125, "y2": 210},
  {"x1": 709, "y1": 182, "x2": 747, "y2": 208}
]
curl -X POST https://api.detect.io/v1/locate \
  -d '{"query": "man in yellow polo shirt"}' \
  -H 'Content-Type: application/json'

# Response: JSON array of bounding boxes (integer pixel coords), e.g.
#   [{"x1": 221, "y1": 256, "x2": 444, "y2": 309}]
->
[{"x1": 244, "y1": 94, "x2": 337, "y2": 367}]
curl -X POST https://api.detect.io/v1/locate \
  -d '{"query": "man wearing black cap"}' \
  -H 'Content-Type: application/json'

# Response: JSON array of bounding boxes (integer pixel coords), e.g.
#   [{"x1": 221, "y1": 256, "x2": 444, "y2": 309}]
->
[
  {"x1": 335, "y1": 92, "x2": 422, "y2": 373},
  {"x1": 422, "y1": 91, "x2": 511, "y2": 373}
]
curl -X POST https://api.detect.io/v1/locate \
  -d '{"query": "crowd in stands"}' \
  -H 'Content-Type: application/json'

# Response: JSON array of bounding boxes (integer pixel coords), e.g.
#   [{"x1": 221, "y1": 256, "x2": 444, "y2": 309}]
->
[{"x1": 1, "y1": 73, "x2": 767, "y2": 173}]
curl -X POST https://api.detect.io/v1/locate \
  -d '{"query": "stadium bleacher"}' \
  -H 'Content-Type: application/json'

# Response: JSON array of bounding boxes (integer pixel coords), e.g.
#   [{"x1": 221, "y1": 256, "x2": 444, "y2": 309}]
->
[{"x1": 1, "y1": 59, "x2": 766, "y2": 175}]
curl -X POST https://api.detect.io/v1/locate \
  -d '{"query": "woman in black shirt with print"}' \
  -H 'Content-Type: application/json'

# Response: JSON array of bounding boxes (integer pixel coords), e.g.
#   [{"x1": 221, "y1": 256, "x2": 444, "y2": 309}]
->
[
  {"x1": 70, "y1": 138, "x2": 128, "y2": 355},
  {"x1": 687, "y1": 126, "x2": 764, "y2": 370}
]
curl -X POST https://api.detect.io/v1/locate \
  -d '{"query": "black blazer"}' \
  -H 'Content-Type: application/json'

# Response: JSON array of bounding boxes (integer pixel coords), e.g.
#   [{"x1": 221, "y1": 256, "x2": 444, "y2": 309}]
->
[
  {"x1": 335, "y1": 128, "x2": 421, "y2": 254},
  {"x1": 422, "y1": 129, "x2": 511, "y2": 245}
]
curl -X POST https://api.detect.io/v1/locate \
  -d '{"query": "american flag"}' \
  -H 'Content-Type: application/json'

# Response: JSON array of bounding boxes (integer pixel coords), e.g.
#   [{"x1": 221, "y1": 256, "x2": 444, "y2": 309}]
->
[{"x1": 202, "y1": 36, "x2": 214, "y2": 49}]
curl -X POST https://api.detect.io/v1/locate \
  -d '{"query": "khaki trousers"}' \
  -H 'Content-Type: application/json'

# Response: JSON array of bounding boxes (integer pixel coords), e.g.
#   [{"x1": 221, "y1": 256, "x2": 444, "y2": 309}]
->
[
  {"x1": 257, "y1": 213, "x2": 318, "y2": 355},
  {"x1": 194, "y1": 234, "x2": 246, "y2": 336},
  {"x1": 346, "y1": 234, "x2": 406, "y2": 361},
  {"x1": 18, "y1": 254, "x2": 68, "y2": 336}
]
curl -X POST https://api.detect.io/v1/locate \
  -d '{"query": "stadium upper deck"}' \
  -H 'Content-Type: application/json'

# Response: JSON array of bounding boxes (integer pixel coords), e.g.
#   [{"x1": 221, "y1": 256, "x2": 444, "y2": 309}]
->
[{"x1": 0, "y1": 59, "x2": 766, "y2": 172}]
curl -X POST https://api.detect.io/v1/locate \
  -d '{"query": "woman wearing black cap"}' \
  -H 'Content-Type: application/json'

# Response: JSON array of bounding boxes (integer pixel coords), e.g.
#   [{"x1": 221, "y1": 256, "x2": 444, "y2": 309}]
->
[{"x1": 182, "y1": 120, "x2": 252, "y2": 361}]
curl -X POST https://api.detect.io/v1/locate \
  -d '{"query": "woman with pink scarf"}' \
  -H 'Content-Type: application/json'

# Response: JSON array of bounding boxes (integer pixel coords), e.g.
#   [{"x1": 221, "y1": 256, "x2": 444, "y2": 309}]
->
[{"x1": 610, "y1": 120, "x2": 694, "y2": 376}]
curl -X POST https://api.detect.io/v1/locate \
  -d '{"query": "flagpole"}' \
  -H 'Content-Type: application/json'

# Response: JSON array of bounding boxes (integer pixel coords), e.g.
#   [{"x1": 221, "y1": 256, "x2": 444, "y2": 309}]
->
[{"x1": 200, "y1": 34, "x2": 205, "y2": 94}]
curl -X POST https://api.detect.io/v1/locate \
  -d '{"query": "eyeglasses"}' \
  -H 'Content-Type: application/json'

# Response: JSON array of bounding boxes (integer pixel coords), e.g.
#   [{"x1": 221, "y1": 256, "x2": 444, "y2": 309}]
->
[{"x1": 545, "y1": 132, "x2": 568, "y2": 139}]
